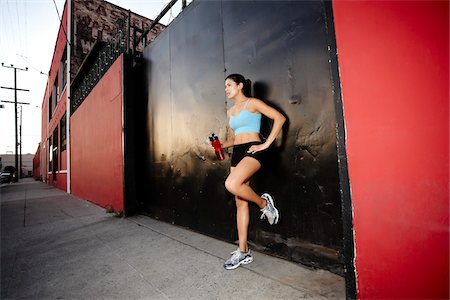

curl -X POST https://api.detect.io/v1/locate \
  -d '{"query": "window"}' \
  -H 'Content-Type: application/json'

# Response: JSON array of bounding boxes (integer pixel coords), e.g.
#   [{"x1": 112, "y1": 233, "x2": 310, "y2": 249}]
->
[
  {"x1": 60, "y1": 48, "x2": 67, "y2": 94},
  {"x1": 48, "y1": 93, "x2": 53, "y2": 122},
  {"x1": 48, "y1": 137, "x2": 52, "y2": 171},
  {"x1": 60, "y1": 114, "x2": 66, "y2": 151},
  {"x1": 48, "y1": 75, "x2": 58, "y2": 121},
  {"x1": 53, "y1": 74, "x2": 59, "y2": 105},
  {"x1": 52, "y1": 127, "x2": 58, "y2": 180}
]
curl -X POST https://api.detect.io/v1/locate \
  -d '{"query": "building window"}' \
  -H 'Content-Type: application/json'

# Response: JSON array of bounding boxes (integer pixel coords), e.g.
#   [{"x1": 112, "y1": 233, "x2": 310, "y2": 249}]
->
[
  {"x1": 52, "y1": 127, "x2": 58, "y2": 179},
  {"x1": 53, "y1": 74, "x2": 59, "y2": 105},
  {"x1": 60, "y1": 114, "x2": 66, "y2": 151},
  {"x1": 60, "y1": 48, "x2": 67, "y2": 95},
  {"x1": 48, "y1": 93, "x2": 53, "y2": 122},
  {"x1": 49, "y1": 75, "x2": 58, "y2": 121},
  {"x1": 48, "y1": 137, "x2": 52, "y2": 171}
]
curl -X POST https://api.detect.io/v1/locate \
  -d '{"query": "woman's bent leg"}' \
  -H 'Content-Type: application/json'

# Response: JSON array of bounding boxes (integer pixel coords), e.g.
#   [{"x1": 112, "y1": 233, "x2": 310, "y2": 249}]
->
[{"x1": 225, "y1": 157, "x2": 266, "y2": 209}]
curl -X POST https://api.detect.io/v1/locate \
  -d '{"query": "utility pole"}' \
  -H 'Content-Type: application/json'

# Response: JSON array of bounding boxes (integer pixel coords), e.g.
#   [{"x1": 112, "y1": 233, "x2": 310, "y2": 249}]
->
[
  {"x1": 19, "y1": 106, "x2": 23, "y2": 178},
  {"x1": 1, "y1": 63, "x2": 29, "y2": 182},
  {"x1": 1, "y1": 101, "x2": 30, "y2": 179}
]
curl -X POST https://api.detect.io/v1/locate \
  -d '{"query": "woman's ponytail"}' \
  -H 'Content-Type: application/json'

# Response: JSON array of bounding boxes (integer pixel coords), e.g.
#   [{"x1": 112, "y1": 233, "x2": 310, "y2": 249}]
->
[{"x1": 243, "y1": 79, "x2": 252, "y2": 97}]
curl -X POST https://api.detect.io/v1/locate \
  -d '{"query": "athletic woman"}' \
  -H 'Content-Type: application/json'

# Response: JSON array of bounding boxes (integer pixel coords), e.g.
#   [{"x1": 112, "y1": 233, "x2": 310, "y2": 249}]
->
[{"x1": 219, "y1": 74, "x2": 286, "y2": 270}]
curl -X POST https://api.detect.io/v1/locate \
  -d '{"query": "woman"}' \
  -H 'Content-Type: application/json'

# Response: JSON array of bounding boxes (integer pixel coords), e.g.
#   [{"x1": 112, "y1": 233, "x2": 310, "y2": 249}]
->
[{"x1": 220, "y1": 74, "x2": 286, "y2": 270}]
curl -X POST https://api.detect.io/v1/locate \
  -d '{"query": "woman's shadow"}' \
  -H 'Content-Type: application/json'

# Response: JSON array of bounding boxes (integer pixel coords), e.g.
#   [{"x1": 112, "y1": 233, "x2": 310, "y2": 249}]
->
[{"x1": 253, "y1": 81, "x2": 290, "y2": 179}]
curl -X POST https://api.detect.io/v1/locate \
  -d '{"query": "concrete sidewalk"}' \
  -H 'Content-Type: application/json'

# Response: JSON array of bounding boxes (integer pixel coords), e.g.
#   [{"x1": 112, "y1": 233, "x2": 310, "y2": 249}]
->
[{"x1": 1, "y1": 179, "x2": 345, "y2": 299}]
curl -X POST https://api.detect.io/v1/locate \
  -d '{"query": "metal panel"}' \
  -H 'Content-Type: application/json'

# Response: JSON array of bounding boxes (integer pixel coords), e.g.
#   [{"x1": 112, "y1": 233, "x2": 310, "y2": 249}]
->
[
  {"x1": 222, "y1": 0, "x2": 342, "y2": 256},
  {"x1": 141, "y1": 0, "x2": 343, "y2": 273},
  {"x1": 168, "y1": 1, "x2": 233, "y2": 234},
  {"x1": 142, "y1": 28, "x2": 174, "y2": 219},
  {"x1": 142, "y1": 2, "x2": 235, "y2": 239}
]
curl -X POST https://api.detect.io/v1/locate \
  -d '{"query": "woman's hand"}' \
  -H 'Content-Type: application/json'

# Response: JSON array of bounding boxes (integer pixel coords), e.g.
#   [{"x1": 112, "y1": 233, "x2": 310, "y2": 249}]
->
[{"x1": 247, "y1": 143, "x2": 269, "y2": 154}]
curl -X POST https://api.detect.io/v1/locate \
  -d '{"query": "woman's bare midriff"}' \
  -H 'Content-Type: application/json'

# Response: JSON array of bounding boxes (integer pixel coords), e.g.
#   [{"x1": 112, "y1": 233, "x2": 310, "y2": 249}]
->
[{"x1": 234, "y1": 132, "x2": 261, "y2": 145}]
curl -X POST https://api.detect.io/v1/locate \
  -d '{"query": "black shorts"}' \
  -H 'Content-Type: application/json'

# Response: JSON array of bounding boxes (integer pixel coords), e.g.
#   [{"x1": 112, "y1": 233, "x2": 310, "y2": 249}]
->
[{"x1": 231, "y1": 142, "x2": 268, "y2": 167}]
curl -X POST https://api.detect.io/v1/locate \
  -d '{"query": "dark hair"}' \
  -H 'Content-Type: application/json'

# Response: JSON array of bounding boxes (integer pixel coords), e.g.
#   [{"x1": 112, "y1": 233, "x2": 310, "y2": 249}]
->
[{"x1": 226, "y1": 73, "x2": 252, "y2": 97}]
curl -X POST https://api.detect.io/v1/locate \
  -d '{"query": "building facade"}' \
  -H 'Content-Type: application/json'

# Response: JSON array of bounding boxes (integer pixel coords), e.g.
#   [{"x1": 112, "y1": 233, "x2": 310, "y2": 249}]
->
[{"x1": 38, "y1": 0, "x2": 164, "y2": 211}]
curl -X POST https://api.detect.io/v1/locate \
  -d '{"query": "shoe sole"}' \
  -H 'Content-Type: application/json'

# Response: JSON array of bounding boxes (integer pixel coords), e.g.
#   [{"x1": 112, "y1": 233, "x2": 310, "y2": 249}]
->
[
  {"x1": 224, "y1": 256, "x2": 253, "y2": 270},
  {"x1": 263, "y1": 193, "x2": 279, "y2": 225}
]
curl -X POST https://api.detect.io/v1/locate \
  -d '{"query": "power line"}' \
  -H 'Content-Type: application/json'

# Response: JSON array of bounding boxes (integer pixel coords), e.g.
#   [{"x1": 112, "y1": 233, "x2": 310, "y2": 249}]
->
[
  {"x1": 4, "y1": 0, "x2": 17, "y2": 51},
  {"x1": 52, "y1": 0, "x2": 71, "y2": 46},
  {"x1": 15, "y1": 0, "x2": 23, "y2": 54},
  {"x1": 16, "y1": 54, "x2": 48, "y2": 75},
  {"x1": 52, "y1": 0, "x2": 61, "y2": 21},
  {"x1": 24, "y1": 0, "x2": 27, "y2": 54}
]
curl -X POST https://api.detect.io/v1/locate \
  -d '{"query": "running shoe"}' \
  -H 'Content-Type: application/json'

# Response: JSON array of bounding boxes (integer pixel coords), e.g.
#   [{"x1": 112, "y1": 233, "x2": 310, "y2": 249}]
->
[
  {"x1": 223, "y1": 249, "x2": 253, "y2": 270},
  {"x1": 260, "y1": 193, "x2": 279, "y2": 225}
]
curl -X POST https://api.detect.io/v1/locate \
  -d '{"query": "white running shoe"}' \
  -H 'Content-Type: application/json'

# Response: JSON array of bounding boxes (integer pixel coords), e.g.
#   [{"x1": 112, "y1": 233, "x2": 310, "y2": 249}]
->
[
  {"x1": 260, "y1": 193, "x2": 279, "y2": 225},
  {"x1": 223, "y1": 249, "x2": 253, "y2": 270}
]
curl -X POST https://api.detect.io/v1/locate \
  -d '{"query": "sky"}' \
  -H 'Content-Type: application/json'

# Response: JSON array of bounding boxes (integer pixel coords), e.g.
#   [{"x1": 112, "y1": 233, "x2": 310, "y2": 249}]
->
[{"x1": 0, "y1": 0, "x2": 186, "y2": 156}]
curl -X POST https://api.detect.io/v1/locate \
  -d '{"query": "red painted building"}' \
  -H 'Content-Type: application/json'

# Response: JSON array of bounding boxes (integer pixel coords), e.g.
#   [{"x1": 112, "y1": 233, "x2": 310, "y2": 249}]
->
[
  {"x1": 37, "y1": 0, "x2": 164, "y2": 212},
  {"x1": 70, "y1": 54, "x2": 125, "y2": 210}
]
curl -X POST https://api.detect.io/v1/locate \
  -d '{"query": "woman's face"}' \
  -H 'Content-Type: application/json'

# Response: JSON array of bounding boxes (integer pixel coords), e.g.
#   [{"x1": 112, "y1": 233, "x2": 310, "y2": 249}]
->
[{"x1": 225, "y1": 78, "x2": 242, "y2": 99}]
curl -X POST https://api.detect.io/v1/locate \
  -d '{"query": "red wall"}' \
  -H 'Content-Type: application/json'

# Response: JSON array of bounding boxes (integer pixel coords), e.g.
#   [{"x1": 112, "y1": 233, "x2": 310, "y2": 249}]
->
[
  {"x1": 55, "y1": 149, "x2": 67, "y2": 191},
  {"x1": 332, "y1": 1, "x2": 449, "y2": 298},
  {"x1": 33, "y1": 144, "x2": 41, "y2": 179},
  {"x1": 70, "y1": 56, "x2": 124, "y2": 212}
]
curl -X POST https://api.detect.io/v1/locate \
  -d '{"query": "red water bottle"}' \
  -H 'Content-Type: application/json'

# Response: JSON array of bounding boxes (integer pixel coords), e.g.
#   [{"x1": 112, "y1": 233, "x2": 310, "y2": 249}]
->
[{"x1": 210, "y1": 133, "x2": 225, "y2": 161}]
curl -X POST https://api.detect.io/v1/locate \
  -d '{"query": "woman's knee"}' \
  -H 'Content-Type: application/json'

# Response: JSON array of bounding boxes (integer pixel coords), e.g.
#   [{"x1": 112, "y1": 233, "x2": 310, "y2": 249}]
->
[{"x1": 225, "y1": 176, "x2": 241, "y2": 195}]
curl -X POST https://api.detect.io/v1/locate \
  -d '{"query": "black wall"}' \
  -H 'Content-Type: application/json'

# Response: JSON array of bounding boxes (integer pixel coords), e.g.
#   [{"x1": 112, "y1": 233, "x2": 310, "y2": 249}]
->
[{"x1": 139, "y1": 0, "x2": 343, "y2": 274}]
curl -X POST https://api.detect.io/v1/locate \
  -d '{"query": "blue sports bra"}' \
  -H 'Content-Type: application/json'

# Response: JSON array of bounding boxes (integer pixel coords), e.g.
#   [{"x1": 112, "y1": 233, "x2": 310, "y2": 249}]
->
[{"x1": 229, "y1": 99, "x2": 262, "y2": 135}]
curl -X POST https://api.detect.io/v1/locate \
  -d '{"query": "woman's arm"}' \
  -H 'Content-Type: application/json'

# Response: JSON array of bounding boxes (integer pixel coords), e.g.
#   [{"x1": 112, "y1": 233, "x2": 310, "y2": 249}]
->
[{"x1": 248, "y1": 98, "x2": 286, "y2": 153}]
